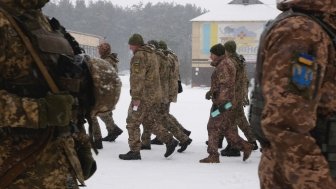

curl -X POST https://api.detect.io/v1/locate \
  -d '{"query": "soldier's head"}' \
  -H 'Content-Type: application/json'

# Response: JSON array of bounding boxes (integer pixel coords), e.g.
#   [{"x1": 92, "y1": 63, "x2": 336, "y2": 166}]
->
[
  {"x1": 98, "y1": 42, "x2": 111, "y2": 58},
  {"x1": 128, "y1": 33, "x2": 144, "y2": 53},
  {"x1": 224, "y1": 40, "x2": 237, "y2": 54},
  {"x1": 158, "y1": 40, "x2": 168, "y2": 50},
  {"x1": 147, "y1": 40, "x2": 159, "y2": 49},
  {"x1": 209, "y1": 43, "x2": 225, "y2": 66}
]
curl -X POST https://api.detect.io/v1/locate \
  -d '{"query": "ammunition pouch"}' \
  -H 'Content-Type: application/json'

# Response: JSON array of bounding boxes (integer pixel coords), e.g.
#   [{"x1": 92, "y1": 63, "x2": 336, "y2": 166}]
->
[{"x1": 311, "y1": 115, "x2": 336, "y2": 177}]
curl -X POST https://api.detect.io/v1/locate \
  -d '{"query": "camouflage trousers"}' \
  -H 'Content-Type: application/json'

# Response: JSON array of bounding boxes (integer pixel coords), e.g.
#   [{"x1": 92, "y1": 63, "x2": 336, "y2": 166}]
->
[
  {"x1": 92, "y1": 111, "x2": 117, "y2": 140},
  {"x1": 234, "y1": 105, "x2": 256, "y2": 142},
  {"x1": 126, "y1": 102, "x2": 174, "y2": 152},
  {"x1": 141, "y1": 103, "x2": 189, "y2": 145},
  {"x1": 207, "y1": 105, "x2": 250, "y2": 156},
  {"x1": 259, "y1": 130, "x2": 336, "y2": 189},
  {"x1": 1, "y1": 134, "x2": 82, "y2": 189}
]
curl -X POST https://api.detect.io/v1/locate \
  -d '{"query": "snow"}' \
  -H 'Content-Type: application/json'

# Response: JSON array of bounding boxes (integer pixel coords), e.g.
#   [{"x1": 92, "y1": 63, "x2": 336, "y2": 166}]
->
[{"x1": 85, "y1": 74, "x2": 261, "y2": 189}]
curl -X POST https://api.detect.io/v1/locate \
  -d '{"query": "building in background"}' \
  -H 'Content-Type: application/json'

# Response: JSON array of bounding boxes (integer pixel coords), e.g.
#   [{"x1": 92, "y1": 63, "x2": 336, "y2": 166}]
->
[
  {"x1": 190, "y1": 0, "x2": 280, "y2": 87},
  {"x1": 69, "y1": 30, "x2": 103, "y2": 57}
]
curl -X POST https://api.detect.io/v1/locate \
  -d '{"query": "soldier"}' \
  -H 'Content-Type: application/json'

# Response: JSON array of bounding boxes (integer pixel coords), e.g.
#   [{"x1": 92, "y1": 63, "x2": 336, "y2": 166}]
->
[
  {"x1": 119, "y1": 34, "x2": 178, "y2": 160},
  {"x1": 251, "y1": 0, "x2": 336, "y2": 188},
  {"x1": 141, "y1": 40, "x2": 192, "y2": 153},
  {"x1": 0, "y1": 0, "x2": 96, "y2": 188},
  {"x1": 220, "y1": 40, "x2": 258, "y2": 157},
  {"x1": 200, "y1": 43, "x2": 253, "y2": 163},
  {"x1": 90, "y1": 42, "x2": 123, "y2": 149},
  {"x1": 150, "y1": 40, "x2": 192, "y2": 145}
]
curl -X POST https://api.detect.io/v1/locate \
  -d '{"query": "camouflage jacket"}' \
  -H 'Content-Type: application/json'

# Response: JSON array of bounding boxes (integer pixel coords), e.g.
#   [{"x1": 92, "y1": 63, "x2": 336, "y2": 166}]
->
[
  {"x1": 130, "y1": 45, "x2": 162, "y2": 104},
  {"x1": 210, "y1": 56, "x2": 236, "y2": 106},
  {"x1": 155, "y1": 49, "x2": 170, "y2": 104},
  {"x1": 166, "y1": 50, "x2": 179, "y2": 103},
  {"x1": 101, "y1": 53, "x2": 119, "y2": 73},
  {"x1": 227, "y1": 53, "x2": 248, "y2": 105}
]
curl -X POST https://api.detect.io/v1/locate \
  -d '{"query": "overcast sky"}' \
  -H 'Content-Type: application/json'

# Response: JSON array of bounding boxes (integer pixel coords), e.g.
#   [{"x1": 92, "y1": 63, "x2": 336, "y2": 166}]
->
[{"x1": 76, "y1": 0, "x2": 276, "y2": 11}]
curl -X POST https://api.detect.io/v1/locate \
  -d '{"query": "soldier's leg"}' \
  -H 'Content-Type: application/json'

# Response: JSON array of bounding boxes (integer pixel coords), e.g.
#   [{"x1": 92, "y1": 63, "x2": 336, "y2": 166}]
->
[
  {"x1": 91, "y1": 116, "x2": 103, "y2": 149},
  {"x1": 236, "y1": 106, "x2": 257, "y2": 142},
  {"x1": 199, "y1": 109, "x2": 221, "y2": 163},
  {"x1": 143, "y1": 104, "x2": 178, "y2": 158},
  {"x1": 119, "y1": 103, "x2": 144, "y2": 160},
  {"x1": 100, "y1": 111, "x2": 123, "y2": 142},
  {"x1": 222, "y1": 110, "x2": 253, "y2": 161},
  {"x1": 141, "y1": 124, "x2": 152, "y2": 148}
]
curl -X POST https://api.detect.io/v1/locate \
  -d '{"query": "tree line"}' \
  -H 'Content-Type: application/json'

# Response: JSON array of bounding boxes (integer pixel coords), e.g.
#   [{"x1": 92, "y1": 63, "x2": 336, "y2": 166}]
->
[{"x1": 43, "y1": 0, "x2": 206, "y2": 84}]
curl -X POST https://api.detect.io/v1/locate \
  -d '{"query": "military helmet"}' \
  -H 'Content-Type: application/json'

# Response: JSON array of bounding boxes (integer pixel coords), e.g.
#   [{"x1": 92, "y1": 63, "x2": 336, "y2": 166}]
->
[
  {"x1": 98, "y1": 42, "x2": 111, "y2": 55},
  {"x1": 158, "y1": 40, "x2": 168, "y2": 50},
  {"x1": 147, "y1": 40, "x2": 159, "y2": 49},
  {"x1": 224, "y1": 40, "x2": 237, "y2": 54},
  {"x1": 128, "y1": 33, "x2": 144, "y2": 46},
  {"x1": 210, "y1": 43, "x2": 225, "y2": 56}
]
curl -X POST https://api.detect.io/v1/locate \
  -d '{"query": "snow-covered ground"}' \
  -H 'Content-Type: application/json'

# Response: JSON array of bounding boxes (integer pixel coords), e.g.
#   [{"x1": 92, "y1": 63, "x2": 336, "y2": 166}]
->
[{"x1": 85, "y1": 75, "x2": 261, "y2": 189}]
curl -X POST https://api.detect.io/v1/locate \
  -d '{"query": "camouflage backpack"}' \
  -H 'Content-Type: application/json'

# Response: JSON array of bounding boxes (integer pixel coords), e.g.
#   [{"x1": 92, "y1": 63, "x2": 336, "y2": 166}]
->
[{"x1": 85, "y1": 57, "x2": 121, "y2": 117}]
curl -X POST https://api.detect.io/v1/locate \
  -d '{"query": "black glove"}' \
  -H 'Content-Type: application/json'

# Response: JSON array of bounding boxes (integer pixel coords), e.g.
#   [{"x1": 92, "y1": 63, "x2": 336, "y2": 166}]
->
[
  {"x1": 205, "y1": 91, "x2": 212, "y2": 100},
  {"x1": 38, "y1": 93, "x2": 74, "y2": 128}
]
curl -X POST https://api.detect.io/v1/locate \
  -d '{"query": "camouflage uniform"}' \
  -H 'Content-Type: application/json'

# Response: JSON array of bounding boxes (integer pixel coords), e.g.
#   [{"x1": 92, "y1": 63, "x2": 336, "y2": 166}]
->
[
  {"x1": 0, "y1": 1, "x2": 94, "y2": 188},
  {"x1": 141, "y1": 47, "x2": 191, "y2": 149},
  {"x1": 201, "y1": 52, "x2": 253, "y2": 162},
  {"x1": 92, "y1": 43, "x2": 122, "y2": 145},
  {"x1": 257, "y1": 0, "x2": 336, "y2": 188},
  {"x1": 226, "y1": 46, "x2": 256, "y2": 143},
  {"x1": 125, "y1": 44, "x2": 175, "y2": 154}
]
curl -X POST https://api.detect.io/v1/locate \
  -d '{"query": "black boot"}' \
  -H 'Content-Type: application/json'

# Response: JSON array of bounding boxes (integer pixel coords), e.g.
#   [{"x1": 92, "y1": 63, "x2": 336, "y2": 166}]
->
[
  {"x1": 177, "y1": 138, "x2": 192, "y2": 153},
  {"x1": 220, "y1": 145, "x2": 241, "y2": 157},
  {"x1": 141, "y1": 144, "x2": 151, "y2": 150},
  {"x1": 102, "y1": 126, "x2": 123, "y2": 142},
  {"x1": 94, "y1": 139, "x2": 103, "y2": 149},
  {"x1": 250, "y1": 141, "x2": 259, "y2": 151},
  {"x1": 182, "y1": 129, "x2": 191, "y2": 136},
  {"x1": 151, "y1": 137, "x2": 164, "y2": 145},
  {"x1": 164, "y1": 139, "x2": 178, "y2": 157},
  {"x1": 119, "y1": 151, "x2": 141, "y2": 160}
]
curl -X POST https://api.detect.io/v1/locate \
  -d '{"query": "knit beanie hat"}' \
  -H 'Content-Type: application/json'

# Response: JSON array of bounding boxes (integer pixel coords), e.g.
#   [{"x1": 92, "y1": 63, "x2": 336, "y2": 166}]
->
[
  {"x1": 210, "y1": 43, "x2": 225, "y2": 56},
  {"x1": 224, "y1": 40, "x2": 237, "y2": 54}
]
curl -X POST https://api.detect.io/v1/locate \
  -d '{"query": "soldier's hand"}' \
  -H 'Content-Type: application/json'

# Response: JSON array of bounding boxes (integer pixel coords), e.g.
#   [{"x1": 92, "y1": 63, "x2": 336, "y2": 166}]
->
[
  {"x1": 38, "y1": 92, "x2": 74, "y2": 128},
  {"x1": 205, "y1": 91, "x2": 212, "y2": 100}
]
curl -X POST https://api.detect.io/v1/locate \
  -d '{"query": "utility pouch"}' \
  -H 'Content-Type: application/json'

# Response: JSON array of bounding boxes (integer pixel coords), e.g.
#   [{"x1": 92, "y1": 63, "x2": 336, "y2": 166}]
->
[
  {"x1": 73, "y1": 132, "x2": 97, "y2": 180},
  {"x1": 312, "y1": 115, "x2": 336, "y2": 178}
]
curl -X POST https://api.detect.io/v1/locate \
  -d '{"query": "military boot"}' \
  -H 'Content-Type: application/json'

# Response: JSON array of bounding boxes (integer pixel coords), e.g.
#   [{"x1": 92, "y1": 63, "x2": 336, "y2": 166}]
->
[
  {"x1": 199, "y1": 155, "x2": 220, "y2": 163},
  {"x1": 151, "y1": 137, "x2": 164, "y2": 145},
  {"x1": 164, "y1": 139, "x2": 178, "y2": 157},
  {"x1": 242, "y1": 143, "x2": 254, "y2": 161},
  {"x1": 182, "y1": 128, "x2": 191, "y2": 136},
  {"x1": 119, "y1": 151, "x2": 141, "y2": 160},
  {"x1": 177, "y1": 138, "x2": 192, "y2": 153},
  {"x1": 141, "y1": 144, "x2": 151, "y2": 150},
  {"x1": 220, "y1": 147, "x2": 241, "y2": 157},
  {"x1": 94, "y1": 139, "x2": 103, "y2": 149},
  {"x1": 250, "y1": 141, "x2": 259, "y2": 151},
  {"x1": 102, "y1": 126, "x2": 123, "y2": 142}
]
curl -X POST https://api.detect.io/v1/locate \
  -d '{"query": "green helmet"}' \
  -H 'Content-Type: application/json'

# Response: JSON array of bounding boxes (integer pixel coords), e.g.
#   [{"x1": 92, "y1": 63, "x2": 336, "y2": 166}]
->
[
  {"x1": 128, "y1": 33, "x2": 144, "y2": 46},
  {"x1": 158, "y1": 40, "x2": 168, "y2": 50},
  {"x1": 224, "y1": 40, "x2": 237, "y2": 54}
]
